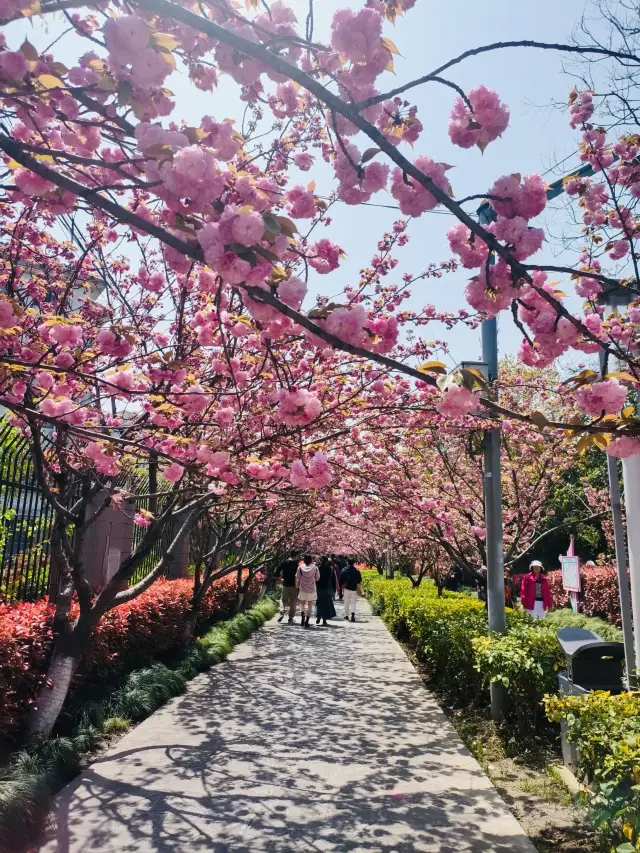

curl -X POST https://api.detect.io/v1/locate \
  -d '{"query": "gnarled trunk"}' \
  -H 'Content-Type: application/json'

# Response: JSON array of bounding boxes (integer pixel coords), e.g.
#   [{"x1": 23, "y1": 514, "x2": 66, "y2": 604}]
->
[{"x1": 27, "y1": 616, "x2": 92, "y2": 742}]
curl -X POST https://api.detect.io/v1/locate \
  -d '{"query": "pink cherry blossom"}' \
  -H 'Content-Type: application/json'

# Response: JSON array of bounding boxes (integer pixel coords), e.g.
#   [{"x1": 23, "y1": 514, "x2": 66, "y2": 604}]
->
[
  {"x1": 608, "y1": 436, "x2": 640, "y2": 458},
  {"x1": 103, "y1": 16, "x2": 150, "y2": 63},
  {"x1": 50, "y1": 323, "x2": 83, "y2": 348},
  {"x1": 0, "y1": 50, "x2": 29, "y2": 80},
  {"x1": 488, "y1": 173, "x2": 547, "y2": 221},
  {"x1": 285, "y1": 185, "x2": 316, "y2": 219},
  {"x1": 277, "y1": 388, "x2": 323, "y2": 425},
  {"x1": 294, "y1": 153, "x2": 314, "y2": 171},
  {"x1": 0, "y1": 300, "x2": 15, "y2": 328},
  {"x1": 278, "y1": 276, "x2": 306, "y2": 310},
  {"x1": 330, "y1": 7, "x2": 382, "y2": 65},
  {"x1": 231, "y1": 210, "x2": 265, "y2": 246},
  {"x1": 308, "y1": 239, "x2": 342, "y2": 274},
  {"x1": 574, "y1": 379, "x2": 628, "y2": 416},
  {"x1": 447, "y1": 223, "x2": 489, "y2": 268},
  {"x1": 162, "y1": 462, "x2": 184, "y2": 482},
  {"x1": 448, "y1": 86, "x2": 509, "y2": 149},
  {"x1": 569, "y1": 90, "x2": 594, "y2": 129},
  {"x1": 214, "y1": 407, "x2": 235, "y2": 428},
  {"x1": 85, "y1": 442, "x2": 119, "y2": 476},
  {"x1": 390, "y1": 157, "x2": 452, "y2": 216},
  {"x1": 437, "y1": 385, "x2": 478, "y2": 418}
]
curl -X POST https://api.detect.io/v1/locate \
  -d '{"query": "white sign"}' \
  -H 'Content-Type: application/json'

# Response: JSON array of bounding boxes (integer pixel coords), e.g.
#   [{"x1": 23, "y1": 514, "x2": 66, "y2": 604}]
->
[{"x1": 561, "y1": 555, "x2": 581, "y2": 593}]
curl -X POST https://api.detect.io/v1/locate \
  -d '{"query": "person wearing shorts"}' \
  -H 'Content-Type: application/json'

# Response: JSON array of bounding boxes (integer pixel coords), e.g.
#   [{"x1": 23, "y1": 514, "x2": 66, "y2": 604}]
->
[{"x1": 275, "y1": 551, "x2": 300, "y2": 623}]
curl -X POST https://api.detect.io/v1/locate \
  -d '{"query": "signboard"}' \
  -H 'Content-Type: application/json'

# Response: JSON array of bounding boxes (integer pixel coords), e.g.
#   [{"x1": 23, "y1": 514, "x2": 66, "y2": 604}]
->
[{"x1": 561, "y1": 555, "x2": 581, "y2": 593}]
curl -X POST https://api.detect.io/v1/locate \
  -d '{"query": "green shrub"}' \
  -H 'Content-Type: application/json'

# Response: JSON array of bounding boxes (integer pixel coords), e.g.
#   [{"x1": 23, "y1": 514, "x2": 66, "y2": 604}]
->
[
  {"x1": 363, "y1": 576, "x2": 561, "y2": 717},
  {"x1": 363, "y1": 576, "x2": 487, "y2": 699},
  {"x1": 0, "y1": 771, "x2": 51, "y2": 853},
  {"x1": 101, "y1": 717, "x2": 130, "y2": 735},
  {"x1": 199, "y1": 629, "x2": 233, "y2": 665},
  {"x1": 543, "y1": 608, "x2": 623, "y2": 643},
  {"x1": 472, "y1": 624, "x2": 565, "y2": 724},
  {"x1": 111, "y1": 664, "x2": 187, "y2": 722},
  {"x1": 544, "y1": 691, "x2": 640, "y2": 850}
]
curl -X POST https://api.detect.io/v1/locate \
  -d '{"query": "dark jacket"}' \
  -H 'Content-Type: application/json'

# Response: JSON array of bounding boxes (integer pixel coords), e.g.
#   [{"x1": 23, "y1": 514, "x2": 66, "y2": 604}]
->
[
  {"x1": 275, "y1": 559, "x2": 299, "y2": 588},
  {"x1": 340, "y1": 565, "x2": 362, "y2": 591},
  {"x1": 317, "y1": 562, "x2": 335, "y2": 591}
]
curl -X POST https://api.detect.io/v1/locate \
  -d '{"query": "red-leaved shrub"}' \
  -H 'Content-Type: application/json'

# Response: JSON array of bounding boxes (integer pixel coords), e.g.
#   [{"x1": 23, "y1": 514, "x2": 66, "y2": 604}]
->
[
  {"x1": 0, "y1": 599, "x2": 54, "y2": 732},
  {"x1": 0, "y1": 573, "x2": 258, "y2": 736}
]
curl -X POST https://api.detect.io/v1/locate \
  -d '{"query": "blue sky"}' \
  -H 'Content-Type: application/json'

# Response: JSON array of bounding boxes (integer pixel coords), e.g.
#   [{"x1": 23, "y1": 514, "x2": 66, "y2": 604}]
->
[{"x1": 8, "y1": 0, "x2": 596, "y2": 366}]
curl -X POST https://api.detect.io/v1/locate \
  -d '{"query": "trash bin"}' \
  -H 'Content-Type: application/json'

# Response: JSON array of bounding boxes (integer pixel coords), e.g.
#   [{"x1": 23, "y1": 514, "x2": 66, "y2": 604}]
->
[{"x1": 556, "y1": 627, "x2": 626, "y2": 770}]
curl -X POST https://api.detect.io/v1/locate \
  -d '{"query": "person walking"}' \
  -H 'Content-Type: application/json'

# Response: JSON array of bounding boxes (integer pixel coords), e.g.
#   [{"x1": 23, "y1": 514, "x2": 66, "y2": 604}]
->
[
  {"x1": 520, "y1": 560, "x2": 552, "y2": 619},
  {"x1": 336, "y1": 556, "x2": 346, "y2": 600},
  {"x1": 275, "y1": 550, "x2": 300, "y2": 624},
  {"x1": 340, "y1": 559, "x2": 362, "y2": 622},
  {"x1": 315, "y1": 556, "x2": 337, "y2": 626},
  {"x1": 297, "y1": 554, "x2": 320, "y2": 628},
  {"x1": 476, "y1": 565, "x2": 488, "y2": 608},
  {"x1": 331, "y1": 554, "x2": 342, "y2": 601}
]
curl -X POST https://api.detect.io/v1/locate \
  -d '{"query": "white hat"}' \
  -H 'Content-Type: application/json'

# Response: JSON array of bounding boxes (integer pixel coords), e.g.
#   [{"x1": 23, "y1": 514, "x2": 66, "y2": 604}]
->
[{"x1": 530, "y1": 560, "x2": 543, "y2": 568}]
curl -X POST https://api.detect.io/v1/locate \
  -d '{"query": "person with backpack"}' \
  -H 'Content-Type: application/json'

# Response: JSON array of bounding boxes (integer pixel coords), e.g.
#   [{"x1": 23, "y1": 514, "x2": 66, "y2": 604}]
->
[{"x1": 340, "y1": 559, "x2": 362, "y2": 622}]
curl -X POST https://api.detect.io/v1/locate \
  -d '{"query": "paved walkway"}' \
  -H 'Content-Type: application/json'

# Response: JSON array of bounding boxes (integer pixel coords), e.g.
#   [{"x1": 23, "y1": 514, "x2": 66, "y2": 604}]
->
[{"x1": 40, "y1": 601, "x2": 534, "y2": 853}]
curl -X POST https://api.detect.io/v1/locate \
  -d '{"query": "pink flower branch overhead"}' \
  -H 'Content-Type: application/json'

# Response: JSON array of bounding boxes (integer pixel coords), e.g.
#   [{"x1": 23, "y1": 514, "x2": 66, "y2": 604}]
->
[{"x1": 0, "y1": 0, "x2": 639, "y2": 457}]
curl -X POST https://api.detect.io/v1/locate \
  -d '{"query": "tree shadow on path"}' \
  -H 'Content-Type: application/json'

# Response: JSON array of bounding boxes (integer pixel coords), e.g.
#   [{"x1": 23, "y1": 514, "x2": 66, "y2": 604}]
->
[{"x1": 40, "y1": 603, "x2": 535, "y2": 853}]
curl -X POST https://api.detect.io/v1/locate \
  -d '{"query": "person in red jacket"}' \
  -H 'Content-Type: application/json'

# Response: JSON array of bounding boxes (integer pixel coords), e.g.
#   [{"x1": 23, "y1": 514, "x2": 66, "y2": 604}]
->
[{"x1": 520, "y1": 560, "x2": 553, "y2": 619}]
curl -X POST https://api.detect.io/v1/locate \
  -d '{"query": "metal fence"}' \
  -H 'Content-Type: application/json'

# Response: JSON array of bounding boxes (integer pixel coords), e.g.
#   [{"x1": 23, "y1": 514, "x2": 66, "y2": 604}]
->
[
  {"x1": 0, "y1": 422, "x2": 177, "y2": 602},
  {"x1": 126, "y1": 466, "x2": 177, "y2": 587},
  {"x1": 0, "y1": 422, "x2": 55, "y2": 601}
]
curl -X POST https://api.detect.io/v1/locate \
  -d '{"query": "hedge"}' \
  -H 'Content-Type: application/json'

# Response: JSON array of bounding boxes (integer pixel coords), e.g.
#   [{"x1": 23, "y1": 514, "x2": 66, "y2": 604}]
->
[
  {"x1": 364, "y1": 574, "x2": 634, "y2": 849},
  {"x1": 362, "y1": 575, "x2": 558, "y2": 719},
  {"x1": 0, "y1": 574, "x2": 259, "y2": 736},
  {"x1": 544, "y1": 691, "x2": 640, "y2": 851}
]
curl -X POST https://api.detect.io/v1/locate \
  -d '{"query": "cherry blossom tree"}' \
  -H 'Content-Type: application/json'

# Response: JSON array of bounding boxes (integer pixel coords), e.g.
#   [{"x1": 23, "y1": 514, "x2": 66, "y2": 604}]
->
[
  {"x1": 0, "y1": 0, "x2": 639, "y2": 448},
  {"x1": 0, "y1": 0, "x2": 639, "y2": 738}
]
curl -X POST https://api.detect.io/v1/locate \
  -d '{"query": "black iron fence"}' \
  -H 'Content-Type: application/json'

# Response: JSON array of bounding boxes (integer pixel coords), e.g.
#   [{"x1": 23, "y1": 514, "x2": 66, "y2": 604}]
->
[
  {"x1": 0, "y1": 422, "x2": 54, "y2": 601},
  {"x1": 0, "y1": 422, "x2": 178, "y2": 602},
  {"x1": 125, "y1": 466, "x2": 177, "y2": 587}
]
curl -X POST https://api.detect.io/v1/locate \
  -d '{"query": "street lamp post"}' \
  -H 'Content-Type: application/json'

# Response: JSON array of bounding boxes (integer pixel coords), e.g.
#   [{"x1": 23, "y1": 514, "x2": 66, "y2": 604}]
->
[
  {"x1": 476, "y1": 206, "x2": 507, "y2": 720},
  {"x1": 473, "y1": 160, "x2": 621, "y2": 717},
  {"x1": 598, "y1": 284, "x2": 636, "y2": 686}
]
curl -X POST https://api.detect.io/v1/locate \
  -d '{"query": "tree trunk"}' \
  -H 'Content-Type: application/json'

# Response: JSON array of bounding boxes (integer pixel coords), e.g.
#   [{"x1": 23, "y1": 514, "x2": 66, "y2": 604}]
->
[
  {"x1": 26, "y1": 617, "x2": 91, "y2": 741},
  {"x1": 234, "y1": 566, "x2": 243, "y2": 612},
  {"x1": 183, "y1": 608, "x2": 199, "y2": 641},
  {"x1": 437, "y1": 583, "x2": 444, "y2": 598}
]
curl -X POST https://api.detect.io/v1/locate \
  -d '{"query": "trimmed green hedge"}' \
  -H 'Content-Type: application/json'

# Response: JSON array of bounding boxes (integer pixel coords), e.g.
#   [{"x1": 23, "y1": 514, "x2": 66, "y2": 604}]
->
[
  {"x1": 545, "y1": 691, "x2": 640, "y2": 851},
  {"x1": 364, "y1": 575, "x2": 572, "y2": 720},
  {"x1": 0, "y1": 597, "x2": 277, "y2": 853}
]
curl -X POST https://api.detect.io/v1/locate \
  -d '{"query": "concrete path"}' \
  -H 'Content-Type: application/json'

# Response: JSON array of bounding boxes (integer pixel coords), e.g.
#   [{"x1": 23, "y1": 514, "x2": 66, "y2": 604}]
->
[{"x1": 40, "y1": 600, "x2": 535, "y2": 853}]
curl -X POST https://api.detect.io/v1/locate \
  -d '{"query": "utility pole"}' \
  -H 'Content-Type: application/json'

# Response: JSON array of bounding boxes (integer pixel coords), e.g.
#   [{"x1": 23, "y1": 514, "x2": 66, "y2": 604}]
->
[
  {"x1": 622, "y1": 455, "x2": 640, "y2": 681},
  {"x1": 597, "y1": 286, "x2": 636, "y2": 686},
  {"x1": 481, "y1": 317, "x2": 508, "y2": 719},
  {"x1": 474, "y1": 161, "x2": 605, "y2": 720}
]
